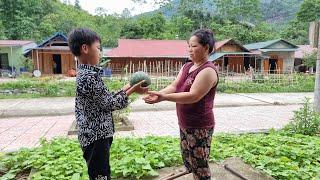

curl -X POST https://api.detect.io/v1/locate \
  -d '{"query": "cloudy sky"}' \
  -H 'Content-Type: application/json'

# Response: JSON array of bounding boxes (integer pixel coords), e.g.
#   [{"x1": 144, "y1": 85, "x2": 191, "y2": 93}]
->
[{"x1": 62, "y1": 0, "x2": 160, "y2": 15}]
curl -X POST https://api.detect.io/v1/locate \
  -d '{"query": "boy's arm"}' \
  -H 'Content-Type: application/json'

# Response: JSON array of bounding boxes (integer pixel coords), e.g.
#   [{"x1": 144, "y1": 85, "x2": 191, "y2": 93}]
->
[{"x1": 83, "y1": 75, "x2": 129, "y2": 111}]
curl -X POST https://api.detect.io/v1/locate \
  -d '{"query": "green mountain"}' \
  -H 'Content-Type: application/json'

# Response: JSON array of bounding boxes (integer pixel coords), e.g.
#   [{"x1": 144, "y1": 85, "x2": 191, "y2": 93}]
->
[{"x1": 149, "y1": 0, "x2": 304, "y2": 25}]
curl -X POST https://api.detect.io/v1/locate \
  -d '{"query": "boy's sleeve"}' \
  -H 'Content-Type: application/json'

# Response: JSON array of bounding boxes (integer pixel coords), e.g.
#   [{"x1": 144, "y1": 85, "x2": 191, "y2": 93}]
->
[{"x1": 83, "y1": 74, "x2": 129, "y2": 111}]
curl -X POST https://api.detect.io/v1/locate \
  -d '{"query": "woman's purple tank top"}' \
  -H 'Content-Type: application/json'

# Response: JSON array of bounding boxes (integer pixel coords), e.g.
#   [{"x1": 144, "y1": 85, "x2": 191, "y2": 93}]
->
[{"x1": 175, "y1": 61, "x2": 218, "y2": 129}]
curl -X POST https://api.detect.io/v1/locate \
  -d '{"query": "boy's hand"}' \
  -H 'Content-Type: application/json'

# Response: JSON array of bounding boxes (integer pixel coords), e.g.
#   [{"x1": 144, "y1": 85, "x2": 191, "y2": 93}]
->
[
  {"x1": 122, "y1": 84, "x2": 131, "y2": 92},
  {"x1": 132, "y1": 80, "x2": 148, "y2": 94},
  {"x1": 125, "y1": 80, "x2": 148, "y2": 95}
]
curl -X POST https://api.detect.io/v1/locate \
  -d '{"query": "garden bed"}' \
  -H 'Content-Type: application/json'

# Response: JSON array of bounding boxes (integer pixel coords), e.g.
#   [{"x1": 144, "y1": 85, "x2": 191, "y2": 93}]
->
[{"x1": 1, "y1": 132, "x2": 319, "y2": 180}]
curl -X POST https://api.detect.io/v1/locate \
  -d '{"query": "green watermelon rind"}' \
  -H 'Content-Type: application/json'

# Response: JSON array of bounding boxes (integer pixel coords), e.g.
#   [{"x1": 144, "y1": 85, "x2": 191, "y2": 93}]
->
[{"x1": 129, "y1": 71, "x2": 151, "y2": 87}]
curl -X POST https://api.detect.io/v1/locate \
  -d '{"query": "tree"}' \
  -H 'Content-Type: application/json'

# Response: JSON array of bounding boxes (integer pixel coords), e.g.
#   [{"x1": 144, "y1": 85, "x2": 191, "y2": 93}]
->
[
  {"x1": 297, "y1": 0, "x2": 320, "y2": 22},
  {"x1": 214, "y1": 0, "x2": 261, "y2": 23},
  {"x1": 137, "y1": 12, "x2": 166, "y2": 39},
  {"x1": 131, "y1": 0, "x2": 172, "y2": 8},
  {"x1": 95, "y1": 7, "x2": 108, "y2": 17},
  {"x1": 303, "y1": 51, "x2": 317, "y2": 69},
  {"x1": 121, "y1": 8, "x2": 132, "y2": 18},
  {"x1": 210, "y1": 19, "x2": 279, "y2": 44},
  {"x1": 260, "y1": 0, "x2": 303, "y2": 24},
  {"x1": 0, "y1": 0, "x2": 54, "y2": 40},
  {"x1": 94, "y1": 15, "x2": 123, "y2": 46},
  {"x1": 176, "y1": 0, "x2": 212, "y2": 30},
  {"x1": 280, "y1": 19, "x2": 309, "y2": 45},
  {"x1": 120, "y1": 20, "x2": 143, "y2": 39},
  {"x1": 0, "y1": 20, "x2": 6, "y2": 39},
  {"x1": 74, "y1": 0, "x2": 81, "y2": 10},
  {"x1": 164, "y1": 15, "x2": 194, "y2": 39}
]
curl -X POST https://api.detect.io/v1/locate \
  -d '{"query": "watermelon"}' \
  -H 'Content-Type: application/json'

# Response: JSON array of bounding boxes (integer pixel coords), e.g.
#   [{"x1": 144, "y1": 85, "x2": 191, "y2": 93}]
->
[{"x1": 130, "y1": 71, "x2": 151, "y2": 87}]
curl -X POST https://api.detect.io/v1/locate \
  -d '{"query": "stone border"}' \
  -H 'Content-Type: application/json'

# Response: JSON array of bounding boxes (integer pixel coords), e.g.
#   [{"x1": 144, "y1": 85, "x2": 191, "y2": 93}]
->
[{"x1": 68, "y1": 116, "x2": 134, "y2": 135}]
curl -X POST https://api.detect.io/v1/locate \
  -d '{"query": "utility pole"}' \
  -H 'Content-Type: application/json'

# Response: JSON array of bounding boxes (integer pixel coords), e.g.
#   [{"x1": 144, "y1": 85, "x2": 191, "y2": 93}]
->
[{"x1": 310, "y1": 21, "x2": 320, "y2": 112}]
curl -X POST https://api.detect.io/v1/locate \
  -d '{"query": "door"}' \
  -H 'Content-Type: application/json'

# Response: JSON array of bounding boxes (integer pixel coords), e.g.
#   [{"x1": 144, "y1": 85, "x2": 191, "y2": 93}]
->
[
  {"x1": 269, "y1": 59, "x2": 277, "y2": 74},
  {"x1": 263, "y1": 59, "x2": 269, "y2": 72},
  {"x1": 53, "y1": 54, "x2": 62, "y2": 74},
  {"x1": 277, "y1": 58, "x2": 283, "y2": 73},
  {"x1": 244, "y1": 57, "x2": 250, "y2": 71}
]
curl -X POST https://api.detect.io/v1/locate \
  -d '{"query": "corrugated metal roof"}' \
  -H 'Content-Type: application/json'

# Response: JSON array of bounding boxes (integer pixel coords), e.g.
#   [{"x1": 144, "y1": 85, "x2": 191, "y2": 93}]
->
[
  {"x1": 209, "y1": 53, "x2": 225, "y2": 61},
  {"x1": 0, "y1": 40, "x2": 35, "y2": 47},
  {"x1": 244, "y1": 39, "x2": 298, "y2": 50},
  {"x1": 260, "y1": 49, "x2": 297, "y2": 52},
  {"x1": 244, "y1": 39, "x2": 280, "y2": 50},
  {"x1": 33, "y1": 46, "x2": 70, "y2": 50},
  {"x1": 209, "y1": 52, "x2": 254, "y2": 61}
]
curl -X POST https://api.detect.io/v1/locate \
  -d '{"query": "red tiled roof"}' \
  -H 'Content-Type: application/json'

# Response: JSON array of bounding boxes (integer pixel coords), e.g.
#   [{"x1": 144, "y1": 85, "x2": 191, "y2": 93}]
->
[
  {"x1": 295, "y1": 45, "x2": 317, "y2": 59},
  {"x1": 106, "y1": 39, "x2": 189, "y2": 58},
  {"x1": 105, "y1": 39, "x2": 249, "y2": 58},
  {"x1": 0, "y1": 40, "x2": 34, "y2": 47}
]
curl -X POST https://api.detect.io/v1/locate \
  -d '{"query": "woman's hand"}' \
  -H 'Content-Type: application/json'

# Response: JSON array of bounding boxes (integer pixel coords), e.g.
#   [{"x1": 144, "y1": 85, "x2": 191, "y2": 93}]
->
[{"x1": 143, "y1": 91, "x2": 165, "y2": 104}]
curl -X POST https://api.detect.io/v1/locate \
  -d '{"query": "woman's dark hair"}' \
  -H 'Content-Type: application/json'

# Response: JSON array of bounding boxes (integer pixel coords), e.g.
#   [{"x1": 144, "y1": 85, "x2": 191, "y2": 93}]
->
[
  {"x1": 68, "y1": 28, "x2": 101, "y2": 56},
  {"x1": 191, "y1": 29, "x2": 215, "y2": 54}
]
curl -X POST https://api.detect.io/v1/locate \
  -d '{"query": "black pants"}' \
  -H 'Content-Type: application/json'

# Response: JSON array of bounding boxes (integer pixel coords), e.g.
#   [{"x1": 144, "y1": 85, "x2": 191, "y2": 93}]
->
[{"x1": 81, "y1": 137, "x2": 113, "y2": 180}]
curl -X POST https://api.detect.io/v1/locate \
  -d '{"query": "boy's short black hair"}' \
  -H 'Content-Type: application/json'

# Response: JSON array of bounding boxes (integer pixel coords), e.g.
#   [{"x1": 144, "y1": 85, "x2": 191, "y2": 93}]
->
[{"x1": 68, "y1": 28, "x2": 101, "y2": 56}]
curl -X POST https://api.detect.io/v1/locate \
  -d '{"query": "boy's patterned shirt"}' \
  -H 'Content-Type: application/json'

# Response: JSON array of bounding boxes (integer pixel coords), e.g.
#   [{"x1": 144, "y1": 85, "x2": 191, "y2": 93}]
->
[{"x1": 75, "y1": 64, "x2": 128, "y2": 147}]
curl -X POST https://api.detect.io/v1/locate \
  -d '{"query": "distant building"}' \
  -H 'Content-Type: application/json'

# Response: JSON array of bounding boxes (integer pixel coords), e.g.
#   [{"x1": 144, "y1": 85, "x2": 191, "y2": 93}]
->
[
  {"x1": 30, "y1": 32, "x2": 76, "y2": 75},
  {"x1": 105, "y1": 39, "x2": 189, "y2": 74},
  {"x1": 0, "y1": 40, "x2": 36, "y2": 74},
  {"x1": 244, "y1": 39, "x2": 298, "y2": 73}
]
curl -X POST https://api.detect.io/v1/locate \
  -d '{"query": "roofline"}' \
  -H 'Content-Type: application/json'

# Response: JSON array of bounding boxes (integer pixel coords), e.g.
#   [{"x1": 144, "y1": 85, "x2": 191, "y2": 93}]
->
[
  {"x1": 245, "y1": 39, "x2": 299, "y2": 50},
  {"x1": 119, "y1": 39, "x2": 187, "y2": 42},
  {"x1": 38, "y1": 32, "x2": 68, "y2": 47},
  {"x1": 216, "y1": 39, "x2": 251, "y2": 52},
  {"x1": 260, "y1": 48, "x2": 298, "y2": 52},
  {"x1": 104, "y1": 56, "x2": 189, "y2": 58},
  {"x1": 0, "y1": 45, "x2": 22, "y2": 47},
  {"x1": 32, "y1": 47, "x2": 70, "y2": 50},
  {"x1": 264, "y1": 39, "x2": 299, "y2": 49},
  {"x1": 0, "y1": 41, "x2": 35, "y2": 47}
]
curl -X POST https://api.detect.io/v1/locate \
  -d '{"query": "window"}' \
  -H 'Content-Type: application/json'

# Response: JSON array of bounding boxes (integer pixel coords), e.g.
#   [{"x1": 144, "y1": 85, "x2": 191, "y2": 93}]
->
[{"x1": 0, "y1": 53, "x2": 9, "y2": 69}]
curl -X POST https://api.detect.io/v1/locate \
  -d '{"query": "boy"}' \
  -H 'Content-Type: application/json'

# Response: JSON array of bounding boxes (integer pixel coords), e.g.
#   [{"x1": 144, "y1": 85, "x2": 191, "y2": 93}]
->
[{"x1": 68, "y1": 28, "x2": 146, "y2": 179}]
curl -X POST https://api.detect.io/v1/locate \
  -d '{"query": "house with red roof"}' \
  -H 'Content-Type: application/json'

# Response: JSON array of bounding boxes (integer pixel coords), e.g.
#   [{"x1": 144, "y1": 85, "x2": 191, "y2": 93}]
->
[
  {"x1": 105, "y1": 38, "x2": 259, "y2": 75},
  {"x1": 0, "y1": 40, "x2": 36, "y2": 75},
  {"x1": 104, "y1": 39, "x2": 189, "y2": 74}
]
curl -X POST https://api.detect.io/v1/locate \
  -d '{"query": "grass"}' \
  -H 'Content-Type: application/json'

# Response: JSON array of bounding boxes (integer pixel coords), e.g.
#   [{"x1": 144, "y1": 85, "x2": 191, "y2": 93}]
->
[{"x1": 0, "y1": 77, "x2": 137, "y2": 100}]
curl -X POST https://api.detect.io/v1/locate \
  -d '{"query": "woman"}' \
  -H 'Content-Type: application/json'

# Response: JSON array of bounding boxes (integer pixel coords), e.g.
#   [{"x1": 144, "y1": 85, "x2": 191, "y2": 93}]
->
[{"x1": 144, "y1": 29, "x2": 218, "y2": 179}]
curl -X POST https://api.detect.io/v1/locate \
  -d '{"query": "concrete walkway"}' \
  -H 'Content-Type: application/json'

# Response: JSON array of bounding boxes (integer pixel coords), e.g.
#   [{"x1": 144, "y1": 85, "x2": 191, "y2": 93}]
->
[
  {"x1": 0, "y1": 115, "x2": 74, "y2": 152},
  {"x1": 130, "y1": 92, "x2": 312, "y2": 111},
  {"x1": 0, "y1": 93, "x2": 313, "y2": 117},
  {"x1": 116, "y1": 104, "x2": 300, "y2": 137},
  {"x1": 0, "y1": 93, "x2": 312, "y2": 152}
]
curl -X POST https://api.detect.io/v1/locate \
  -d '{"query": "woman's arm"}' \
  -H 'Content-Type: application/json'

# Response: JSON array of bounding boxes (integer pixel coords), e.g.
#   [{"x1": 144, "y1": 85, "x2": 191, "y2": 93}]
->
[
  {"x1": 146, "y1": 67, "x2": 217, "y2": 104},
  {"x1": 158, "y1": 64, "x2": 185, "y2": 94}
]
